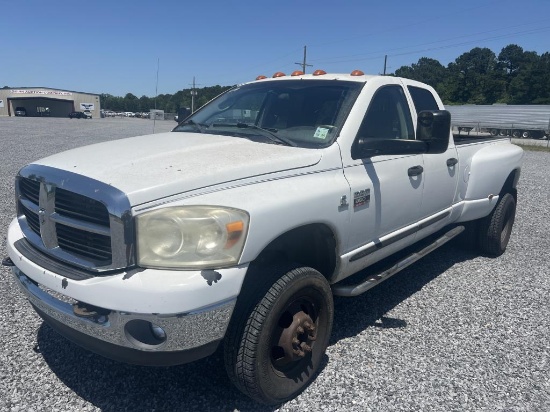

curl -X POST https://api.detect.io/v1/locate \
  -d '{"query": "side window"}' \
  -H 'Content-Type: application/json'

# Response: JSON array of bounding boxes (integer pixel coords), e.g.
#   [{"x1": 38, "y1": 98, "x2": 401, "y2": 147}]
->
[
  {"x1": 356, "y1": 86, "x2": 414, "y2": 142},
  {"x1": 408, "y1": 86, "x2": 439, "y2": 113}
]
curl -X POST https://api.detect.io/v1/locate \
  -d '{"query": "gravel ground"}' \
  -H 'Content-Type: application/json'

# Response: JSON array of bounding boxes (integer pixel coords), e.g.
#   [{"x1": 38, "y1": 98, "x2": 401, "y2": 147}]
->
[{"x1": 1, "y1": 117, "x2": 549, "y2": 412}]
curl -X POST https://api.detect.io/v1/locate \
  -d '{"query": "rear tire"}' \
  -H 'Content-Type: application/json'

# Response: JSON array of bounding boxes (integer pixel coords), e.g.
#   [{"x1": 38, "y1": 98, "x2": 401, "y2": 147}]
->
[
  {"x1": 224, "y1": 264, "x2": 333, "y2": 405},
  {"x1": 477, "y1": 193, "x2": 516, "y2": 257}
]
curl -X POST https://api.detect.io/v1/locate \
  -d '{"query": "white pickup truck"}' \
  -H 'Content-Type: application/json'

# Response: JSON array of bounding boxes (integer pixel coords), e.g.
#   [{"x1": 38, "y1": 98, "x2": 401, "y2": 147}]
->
[{"x1": 4, "y1": 71, "x2": 523, "y2": 405}]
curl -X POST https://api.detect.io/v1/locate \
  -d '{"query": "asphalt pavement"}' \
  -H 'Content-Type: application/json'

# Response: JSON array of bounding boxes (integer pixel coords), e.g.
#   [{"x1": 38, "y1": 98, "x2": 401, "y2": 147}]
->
[{"x1": 0, "y1": 117, "x2": 549, "y2": 411}]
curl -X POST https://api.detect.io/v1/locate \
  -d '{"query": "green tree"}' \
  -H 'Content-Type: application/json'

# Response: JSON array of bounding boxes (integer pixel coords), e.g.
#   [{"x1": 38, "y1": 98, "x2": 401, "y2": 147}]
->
[
  {"x1": 508, "y1": 51, "x2": 543, "y2": 104},
  {"x1": 395, "y1": 57, "x2": 447, "y2": 89},
  {"x1": 446, "y1": 47, "x2": 503, "y2": 104},
  {"x1": 139, "y1": 95, "x2": 152, "y2": 111}
]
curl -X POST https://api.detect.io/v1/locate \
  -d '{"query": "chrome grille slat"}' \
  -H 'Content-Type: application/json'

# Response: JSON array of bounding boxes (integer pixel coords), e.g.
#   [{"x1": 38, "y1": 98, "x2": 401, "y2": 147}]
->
[{"x1": 50, "y1": 213, "x2": 111, "y2": 236}]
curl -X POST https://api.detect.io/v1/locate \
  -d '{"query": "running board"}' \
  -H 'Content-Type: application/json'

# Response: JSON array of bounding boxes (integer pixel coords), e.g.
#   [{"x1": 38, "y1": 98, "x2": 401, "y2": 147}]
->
[{"x1": 333, "y1": 226, "x2": 465, "y2": 297}]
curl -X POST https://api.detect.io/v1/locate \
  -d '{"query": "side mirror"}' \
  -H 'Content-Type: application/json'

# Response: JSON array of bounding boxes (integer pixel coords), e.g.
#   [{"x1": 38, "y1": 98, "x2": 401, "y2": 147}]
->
[{"x1": 416, "y1": 110, "x2": 451, "y2": 154}]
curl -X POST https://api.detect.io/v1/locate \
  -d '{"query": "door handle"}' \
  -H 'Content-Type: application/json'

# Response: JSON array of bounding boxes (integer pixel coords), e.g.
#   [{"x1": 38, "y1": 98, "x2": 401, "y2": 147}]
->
[
  {"x1": 408, "y1": 165, "x2": 424, "y2": 176},
  {"x1": 446, "y1": 158, "x2": 458, "y2": 167}
]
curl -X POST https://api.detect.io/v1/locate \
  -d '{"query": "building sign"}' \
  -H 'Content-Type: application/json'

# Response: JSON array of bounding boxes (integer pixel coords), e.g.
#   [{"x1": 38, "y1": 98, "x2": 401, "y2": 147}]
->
[
  {"x1": 0, "y1": 99, "x2": 4, "y2": 108},
  {"x1": 11, "y1": 90, "x2": 73, "y2": 96},
  {"x1": 80, "y1": 103, "x2": 95, "y2": 111}
]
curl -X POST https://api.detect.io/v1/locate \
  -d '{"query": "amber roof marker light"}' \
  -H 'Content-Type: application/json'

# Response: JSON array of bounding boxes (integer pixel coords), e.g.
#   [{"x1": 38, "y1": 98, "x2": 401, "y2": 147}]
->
[
  {"x1": 256, "y1": 75, "x2": 267, "y2": 80},
  {"x1": 350, "y1": 70, "x2": 365, "y2": 76},
  {"x1": 291, "y1": 70, "x2": 304, "y2": 76},
  {"x1": 312, "y1": 69, "x2": 327, "y2": 76},
  {"x1": 272, "y1": 72, "x2": 286, "y2": 78}
]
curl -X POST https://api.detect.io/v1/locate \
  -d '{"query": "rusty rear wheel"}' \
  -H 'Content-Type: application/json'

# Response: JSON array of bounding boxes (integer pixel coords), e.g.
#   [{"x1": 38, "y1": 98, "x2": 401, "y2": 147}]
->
[{"x1": 478, "y1": 192, "x2": 516, "y2": 257}]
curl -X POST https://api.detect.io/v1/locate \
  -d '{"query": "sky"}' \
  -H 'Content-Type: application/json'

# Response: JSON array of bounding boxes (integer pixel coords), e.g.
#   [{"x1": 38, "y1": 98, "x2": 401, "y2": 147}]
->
[{"x1": 2, "y1": 0, "x2": 549, "y2": 97}]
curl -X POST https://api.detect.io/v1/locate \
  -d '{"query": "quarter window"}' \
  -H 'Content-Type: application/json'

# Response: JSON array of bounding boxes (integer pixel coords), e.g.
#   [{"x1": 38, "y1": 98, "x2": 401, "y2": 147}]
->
[{"x1": 408, "y1": 86, "x2": 439, "y2": 113}]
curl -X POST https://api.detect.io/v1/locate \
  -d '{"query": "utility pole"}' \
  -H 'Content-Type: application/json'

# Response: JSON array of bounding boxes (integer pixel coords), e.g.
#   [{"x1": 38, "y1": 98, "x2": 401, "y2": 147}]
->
[
  {"x1": 155, "y1": 58, "x2": 160, "y2": 109},
  {"x1": 383, "y1": 55, "x2": 387, "y2": 76},
  {"x1": 190, "y1": 77, "x2": 199, "y2": 113},
  {"x1": 295, "y1": 46, "x2": 313, "y2": 73},
  {"x1": 153, "y1": 58, "x2": 160, "y2": 133}
]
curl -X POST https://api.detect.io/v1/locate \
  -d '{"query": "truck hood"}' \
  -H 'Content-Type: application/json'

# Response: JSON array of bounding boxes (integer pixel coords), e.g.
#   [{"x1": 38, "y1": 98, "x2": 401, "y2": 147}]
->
[{"x1": 34, "y1": 132, "x2": 322, "y2": 205}]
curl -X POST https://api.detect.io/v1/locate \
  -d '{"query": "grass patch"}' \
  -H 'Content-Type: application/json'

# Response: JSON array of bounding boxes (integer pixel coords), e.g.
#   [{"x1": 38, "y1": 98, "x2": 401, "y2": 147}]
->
[{"x1": 515, "y1": 143, "x2": 550, "y2": 153}]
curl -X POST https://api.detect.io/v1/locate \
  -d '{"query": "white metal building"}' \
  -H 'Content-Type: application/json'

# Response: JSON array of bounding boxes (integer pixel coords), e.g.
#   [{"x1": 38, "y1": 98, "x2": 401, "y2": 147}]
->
[{"x1": 0, "y1": 87, "x2": 101, "y2": 118}]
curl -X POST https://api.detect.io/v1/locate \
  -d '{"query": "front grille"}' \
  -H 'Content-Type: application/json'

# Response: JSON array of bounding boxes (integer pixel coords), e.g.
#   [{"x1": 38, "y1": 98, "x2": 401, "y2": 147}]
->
[
  {"x1": 18, "y1": 176, "x2": 113, "y2": 266},
  {"x1": 16, "y1": 165, "x2": 135, "y2": 273}
]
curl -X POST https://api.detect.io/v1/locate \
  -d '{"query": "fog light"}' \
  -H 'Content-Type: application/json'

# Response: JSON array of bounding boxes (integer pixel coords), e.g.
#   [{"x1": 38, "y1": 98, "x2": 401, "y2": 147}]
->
[{"x1": 124, "y1": 319, "x2": 167, "y2": 348}]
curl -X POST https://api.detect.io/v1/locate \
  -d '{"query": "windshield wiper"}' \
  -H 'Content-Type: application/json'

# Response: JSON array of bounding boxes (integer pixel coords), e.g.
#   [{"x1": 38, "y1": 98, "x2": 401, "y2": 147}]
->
[
  {"x1": 235, "y1": 123, "x2": 297, "y2": 147},
  {"x1": 180, "y1": 119, "x2": 208, "y2": 133}
]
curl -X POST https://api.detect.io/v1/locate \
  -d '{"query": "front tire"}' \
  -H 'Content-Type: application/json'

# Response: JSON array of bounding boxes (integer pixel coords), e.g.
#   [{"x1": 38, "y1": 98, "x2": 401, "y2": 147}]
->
[{"x1": 224, "y1": 264, "x2": 334, "y2": 405}]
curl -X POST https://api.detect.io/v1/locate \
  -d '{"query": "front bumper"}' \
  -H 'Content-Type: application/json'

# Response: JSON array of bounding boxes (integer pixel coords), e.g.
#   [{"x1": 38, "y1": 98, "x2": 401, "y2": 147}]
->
[
  {"x1": 11, "y1": 266, "x2": 236, "y2": 366},
  {"x1": 6, "y1": 218, "x2": 248, "y2": 366}
]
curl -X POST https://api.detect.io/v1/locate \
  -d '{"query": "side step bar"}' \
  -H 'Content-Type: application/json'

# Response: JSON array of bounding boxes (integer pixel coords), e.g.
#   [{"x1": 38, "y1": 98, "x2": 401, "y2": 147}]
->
[{"x1": 333, "y1": 226, "x2": 465, "y2": 297}]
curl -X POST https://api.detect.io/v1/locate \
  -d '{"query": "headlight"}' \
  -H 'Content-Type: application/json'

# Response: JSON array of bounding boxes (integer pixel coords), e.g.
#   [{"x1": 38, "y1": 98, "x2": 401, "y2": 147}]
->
[{"x1": 136, "y1": 206, "x2": 249, "y2": 269}]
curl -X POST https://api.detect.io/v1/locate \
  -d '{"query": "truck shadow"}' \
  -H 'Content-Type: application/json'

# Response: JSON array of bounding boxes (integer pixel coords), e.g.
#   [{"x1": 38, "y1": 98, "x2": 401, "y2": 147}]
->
[
  {"x1": 35, "y1": 241, "x2": 475, "y2": 411},
  {"x1": 330, "y1": 241, "x2": 475, "y2": 344},
  {"x1": 36, "y1": 323, "x2": 280, "y2": 412}
]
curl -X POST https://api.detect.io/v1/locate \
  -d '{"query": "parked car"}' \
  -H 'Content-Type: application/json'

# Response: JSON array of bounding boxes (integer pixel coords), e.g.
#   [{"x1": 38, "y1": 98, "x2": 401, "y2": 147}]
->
[
  {"x1": 83, "y1": 110, "x2": 92, "y2": 119},
  {"x1": 68, "y1": 111, "x2": 88, "y2": 119},
  {"x1": 15, "y1": 107, "x2": 27, "y2": 116}
]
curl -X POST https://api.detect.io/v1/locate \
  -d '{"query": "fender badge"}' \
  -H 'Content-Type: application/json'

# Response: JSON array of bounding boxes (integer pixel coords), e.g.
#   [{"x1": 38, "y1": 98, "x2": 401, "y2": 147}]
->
[
  {"x1": 61, "y1": 278, "x2": 68, "y2": 289},
  {"x1": 354, "y1": 189, "x2": 371, "y2": 207}
]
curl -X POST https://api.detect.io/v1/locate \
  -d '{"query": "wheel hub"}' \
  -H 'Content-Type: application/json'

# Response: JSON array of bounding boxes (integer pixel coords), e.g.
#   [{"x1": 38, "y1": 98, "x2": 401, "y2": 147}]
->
[{"x1": 273, "y1": 307, "x2": 317, "y2": 367}]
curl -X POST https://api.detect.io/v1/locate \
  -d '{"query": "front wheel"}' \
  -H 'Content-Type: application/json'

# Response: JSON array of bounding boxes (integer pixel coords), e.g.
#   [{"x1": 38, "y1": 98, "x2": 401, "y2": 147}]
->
[{"x1": 224, "y1": 265, "x2": 334, "y2": 405}]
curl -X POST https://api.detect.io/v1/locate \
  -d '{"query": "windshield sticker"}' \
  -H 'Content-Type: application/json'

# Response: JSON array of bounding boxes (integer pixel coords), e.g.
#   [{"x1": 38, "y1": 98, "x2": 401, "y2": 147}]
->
[{"x1": 314, "y1": 127, "x2": 330, "y2": 139}]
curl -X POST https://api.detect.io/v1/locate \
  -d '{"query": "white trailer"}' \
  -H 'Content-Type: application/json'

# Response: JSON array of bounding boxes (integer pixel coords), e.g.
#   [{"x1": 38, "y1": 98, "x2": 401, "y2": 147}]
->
[{"x1": 448, "y1": 105, "x2": 550, "y2": 139}]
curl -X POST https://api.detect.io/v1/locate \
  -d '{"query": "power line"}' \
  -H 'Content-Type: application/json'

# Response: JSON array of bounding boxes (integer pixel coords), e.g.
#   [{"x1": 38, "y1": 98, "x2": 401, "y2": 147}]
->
[
  {"x1": 310, "y1": 21, "x2": 550, "y2": 64},
  {"x1": 311, "y1": 25, "x2": 550, "y2": 66},
  {"x1": 306, "y1": 0, "x2": 505, "y2": 50}
]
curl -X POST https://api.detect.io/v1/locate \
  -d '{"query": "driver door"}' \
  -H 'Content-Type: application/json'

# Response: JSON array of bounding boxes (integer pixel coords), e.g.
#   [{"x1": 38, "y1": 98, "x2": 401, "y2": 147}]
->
[{"x1": 343, "y1": 85, "x2": 424, "y2": 269}]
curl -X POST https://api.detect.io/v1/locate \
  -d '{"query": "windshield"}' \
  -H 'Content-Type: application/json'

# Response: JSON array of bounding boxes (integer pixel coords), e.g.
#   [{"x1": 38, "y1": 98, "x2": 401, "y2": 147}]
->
[{"x1": 173, "y1": 79, "x2": 363, "y2": 148}]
